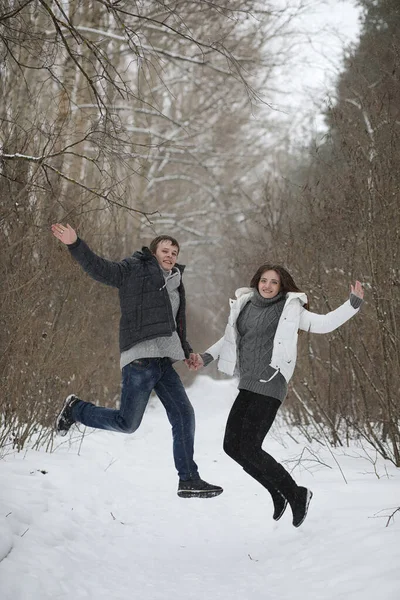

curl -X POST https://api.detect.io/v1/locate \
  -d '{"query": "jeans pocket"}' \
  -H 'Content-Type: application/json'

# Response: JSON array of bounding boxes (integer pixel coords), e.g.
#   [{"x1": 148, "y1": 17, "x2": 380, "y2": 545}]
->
[{"x1": 130, "y1": 358, "x2": 152, "y2": 369}]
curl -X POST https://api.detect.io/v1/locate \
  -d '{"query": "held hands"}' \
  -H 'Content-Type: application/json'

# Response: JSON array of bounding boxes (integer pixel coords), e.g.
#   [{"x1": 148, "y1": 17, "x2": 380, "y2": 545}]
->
[
  {"x1": 185, "y1": 353, "x2": 204, "y2": 371},
  {"x1": 351, "y1": 280, "x2": 364, "y2": 299},
  {"x1": 51, "y1": 223, "x2": 77, "y2": 245}
]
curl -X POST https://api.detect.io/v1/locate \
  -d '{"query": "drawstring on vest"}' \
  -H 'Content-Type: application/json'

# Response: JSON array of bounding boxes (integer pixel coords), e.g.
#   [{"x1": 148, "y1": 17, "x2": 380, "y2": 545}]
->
[{"x1": 259, "y1": 367, "x2": 280, "y2": 383}]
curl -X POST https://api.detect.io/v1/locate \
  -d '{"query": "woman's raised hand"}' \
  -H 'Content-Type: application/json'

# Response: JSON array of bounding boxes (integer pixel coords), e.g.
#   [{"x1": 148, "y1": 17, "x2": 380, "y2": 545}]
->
[
  {"x1": 51, "y1": 223, "x2": 77, "y2": 245},
  {"x1": 351, "y1": 280, "x2": 364, "y2": 299}
]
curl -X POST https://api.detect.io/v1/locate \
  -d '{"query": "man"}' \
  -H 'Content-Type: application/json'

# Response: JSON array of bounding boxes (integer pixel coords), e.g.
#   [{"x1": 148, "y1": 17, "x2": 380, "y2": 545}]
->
[{"x1": 51, "y1": 223, "x2": 222, "y2": 499}]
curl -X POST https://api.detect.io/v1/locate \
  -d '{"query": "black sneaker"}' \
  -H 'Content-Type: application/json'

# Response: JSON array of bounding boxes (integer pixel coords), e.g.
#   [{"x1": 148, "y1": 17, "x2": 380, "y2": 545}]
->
[
  {"x1": 54, "y1": 394, "x2": 80, "y2": 436},
  {"x1": 272, "y1": 492, "x2": 288, "y2": 521},
  {"x1": 177, "y1": 478, "x2": 223, "y2": 499},
  {"x1": 291, "y1": 486, "x2": 313, "y2": 527}
]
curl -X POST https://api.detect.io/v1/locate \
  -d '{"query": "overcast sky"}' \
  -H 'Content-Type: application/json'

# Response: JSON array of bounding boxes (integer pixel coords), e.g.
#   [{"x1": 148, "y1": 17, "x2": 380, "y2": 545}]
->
[{"x1": 268, "y1": 0, "x2": 362, "y2": 142}]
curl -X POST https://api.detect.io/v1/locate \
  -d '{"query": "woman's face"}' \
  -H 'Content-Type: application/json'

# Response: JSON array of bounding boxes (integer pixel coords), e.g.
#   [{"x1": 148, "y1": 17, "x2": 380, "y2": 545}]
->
[{"x1": 258, "y1": 270, "x2": 281, "y2": 299}]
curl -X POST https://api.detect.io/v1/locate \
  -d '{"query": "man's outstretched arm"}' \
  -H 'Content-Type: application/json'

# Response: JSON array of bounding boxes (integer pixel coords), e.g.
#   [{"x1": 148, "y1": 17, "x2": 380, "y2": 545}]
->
[{"x1": 51, "y1": 223, "x2": 130, "y2": 288}]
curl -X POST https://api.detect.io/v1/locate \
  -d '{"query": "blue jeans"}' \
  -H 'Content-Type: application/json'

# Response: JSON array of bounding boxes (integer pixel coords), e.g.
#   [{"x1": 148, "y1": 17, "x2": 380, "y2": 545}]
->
[{"x1": 72, "y1": 357, "x2": 199, "y2": 480}]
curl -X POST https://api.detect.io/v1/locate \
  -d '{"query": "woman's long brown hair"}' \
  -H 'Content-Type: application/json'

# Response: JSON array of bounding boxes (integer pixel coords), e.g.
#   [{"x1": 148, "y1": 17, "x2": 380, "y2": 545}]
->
[{"x1": 250, "y1": 264, "x2": 309, "y2": 310}]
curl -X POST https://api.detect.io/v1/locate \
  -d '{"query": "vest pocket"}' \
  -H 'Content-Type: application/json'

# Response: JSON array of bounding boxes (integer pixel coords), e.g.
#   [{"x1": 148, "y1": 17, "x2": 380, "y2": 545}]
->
[
  {"x1": 282, "y1": 334, "x2": 298, "y2": 364},
  {"x1": 130, "y1": 306, "x2": 142, "y2": 331},
  {"x1": 279, "y1": 320, "x2": 297, "y2": 339}
]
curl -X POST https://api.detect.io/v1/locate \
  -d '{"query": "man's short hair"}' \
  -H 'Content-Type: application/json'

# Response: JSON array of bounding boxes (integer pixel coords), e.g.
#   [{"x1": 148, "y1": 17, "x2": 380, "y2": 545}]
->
[{"x1": 149, "y1": 235, "x2": 180, "y2": 255}]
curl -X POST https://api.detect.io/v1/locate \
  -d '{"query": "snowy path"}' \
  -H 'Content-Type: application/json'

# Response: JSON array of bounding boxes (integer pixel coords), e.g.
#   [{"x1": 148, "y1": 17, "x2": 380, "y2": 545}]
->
[{"x1": 1, "y1": 378, "x2": 399, "y2": 600}]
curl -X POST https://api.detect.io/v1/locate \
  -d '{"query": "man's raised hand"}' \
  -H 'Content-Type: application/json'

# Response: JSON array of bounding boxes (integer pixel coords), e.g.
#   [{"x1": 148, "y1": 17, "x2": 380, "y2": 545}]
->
[{"x1": 51, "y1": 223, "x2": 77, "y2": 245}]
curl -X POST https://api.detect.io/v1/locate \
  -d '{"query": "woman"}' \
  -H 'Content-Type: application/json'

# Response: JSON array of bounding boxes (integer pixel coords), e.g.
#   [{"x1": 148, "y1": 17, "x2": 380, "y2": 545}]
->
[{"x1": 193, "y1": 265, "x2": 364, "y2": 527}]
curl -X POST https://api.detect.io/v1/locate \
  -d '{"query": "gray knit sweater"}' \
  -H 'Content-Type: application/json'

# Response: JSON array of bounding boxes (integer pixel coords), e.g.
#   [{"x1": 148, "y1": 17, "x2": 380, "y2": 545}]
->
[{"x1": 236, "y1": 291, "x2": 288, "y2": 400}]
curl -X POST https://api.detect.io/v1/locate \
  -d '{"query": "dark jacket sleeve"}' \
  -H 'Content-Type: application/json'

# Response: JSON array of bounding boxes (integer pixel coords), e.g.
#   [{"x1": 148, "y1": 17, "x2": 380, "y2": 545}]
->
[
  {"x1": 181, "y1": 339, "x2": 193, "y2": 359},
  {"x1": 175, "y1": 278, "x2": 193, "y2": 358},
  {"x1": 350, "y1": 293, "x2": 364, "y2": 310},
  {"x1": 67, "y1": 238, "x2": 133, "y2": 288},
  {"x1": 200, "y1": 352, "x2": 214, "y2": 367}
]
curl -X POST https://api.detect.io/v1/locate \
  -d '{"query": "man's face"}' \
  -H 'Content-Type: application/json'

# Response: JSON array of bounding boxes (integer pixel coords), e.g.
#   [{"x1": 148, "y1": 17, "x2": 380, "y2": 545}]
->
[{"x1": 153, "y1": 240, "x2": 179, "y2": 271}]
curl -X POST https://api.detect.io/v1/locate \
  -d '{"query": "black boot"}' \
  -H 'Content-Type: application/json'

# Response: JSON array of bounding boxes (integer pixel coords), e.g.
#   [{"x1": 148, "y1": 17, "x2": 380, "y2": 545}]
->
[
  {"x1": 177, "y1": 478, "x2": 223, "y2": 499},
  {"x1": 54, "y1": 394, "x2": 80, "y2": 436},
  {"x1": 290, "y1": 486, "x2": 313, "y2": 527},
  {"x1": 272, "y1": 491, "x2": 288, "y2": 521}
]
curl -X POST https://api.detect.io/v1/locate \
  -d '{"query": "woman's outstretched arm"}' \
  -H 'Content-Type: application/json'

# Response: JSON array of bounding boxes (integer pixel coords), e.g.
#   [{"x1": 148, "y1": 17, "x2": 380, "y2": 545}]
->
[{"x1": 299, "y1": 280, "x2": 364, "y2": 334}]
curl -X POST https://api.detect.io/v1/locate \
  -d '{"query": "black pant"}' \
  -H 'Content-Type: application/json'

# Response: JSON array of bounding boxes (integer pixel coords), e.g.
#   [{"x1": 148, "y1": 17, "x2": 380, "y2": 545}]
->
[{"x1": 223, "y1": 389, "x2": 298, "y2": 503}]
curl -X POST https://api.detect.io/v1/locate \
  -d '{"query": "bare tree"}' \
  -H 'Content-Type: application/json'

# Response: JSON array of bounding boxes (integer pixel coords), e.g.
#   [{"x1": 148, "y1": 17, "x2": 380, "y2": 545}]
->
[
  {"x1": 1, "y1": 1, "x2": 303, "y2": 450},
  {"x1": 232, "y1": 0, "x2": 400, "y2": 465}
]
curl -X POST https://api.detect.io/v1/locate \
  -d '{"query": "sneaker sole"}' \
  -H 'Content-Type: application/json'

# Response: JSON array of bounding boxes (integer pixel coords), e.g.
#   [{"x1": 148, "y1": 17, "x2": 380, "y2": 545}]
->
[
  {"x1": 293, "y1": 490, "x2": 313, "y2": 528},
  {"x1": 54, "y1": 394, "x2": 76, "y2": 436},
  {"x1": 177, "y1": 489, "x2": 223, "y2": 499}
]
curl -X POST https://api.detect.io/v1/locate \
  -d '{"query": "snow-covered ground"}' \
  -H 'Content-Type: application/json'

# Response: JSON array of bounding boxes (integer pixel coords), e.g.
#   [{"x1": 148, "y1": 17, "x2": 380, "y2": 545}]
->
[{"x1": 1, "y1": 377, "x2": 399, "y2": 600}]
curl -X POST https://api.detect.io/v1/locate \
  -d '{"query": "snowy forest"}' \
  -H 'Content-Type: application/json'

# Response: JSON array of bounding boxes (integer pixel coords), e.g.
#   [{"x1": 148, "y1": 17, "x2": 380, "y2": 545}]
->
[{"x1": 1, "y1": 0, "x2": 399, "y2": 467}]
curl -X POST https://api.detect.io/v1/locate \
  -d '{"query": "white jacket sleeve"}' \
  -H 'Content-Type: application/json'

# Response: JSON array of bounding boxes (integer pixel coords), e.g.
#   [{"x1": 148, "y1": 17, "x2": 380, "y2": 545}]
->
[
  {"x1": 299, "y1": 299, "x2": 360, "y2": 334},
  {"x1": 205, "y1": 336, "x2": 225, "y2": 360}
]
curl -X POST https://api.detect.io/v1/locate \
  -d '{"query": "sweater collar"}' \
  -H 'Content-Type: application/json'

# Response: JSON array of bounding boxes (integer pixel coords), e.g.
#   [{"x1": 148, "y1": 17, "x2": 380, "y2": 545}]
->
[{"x1": 251, "y1": 290, "x2": 285, "y2": 308}]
